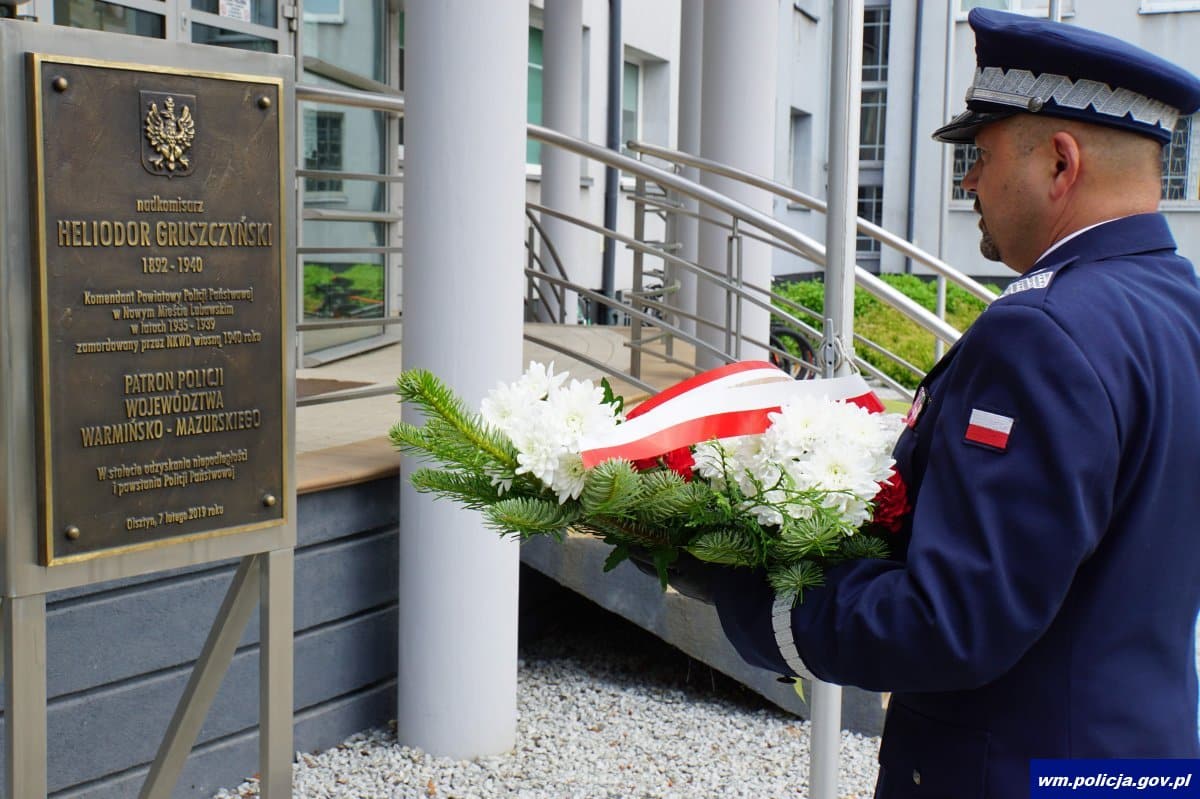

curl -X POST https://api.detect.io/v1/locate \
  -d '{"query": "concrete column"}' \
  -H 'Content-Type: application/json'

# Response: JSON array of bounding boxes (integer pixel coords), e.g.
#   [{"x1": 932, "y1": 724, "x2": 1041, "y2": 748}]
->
[
  {"x1": 540, "y1": 0, "x2": 584, "y2": 324},
  {"x1": 674, "y1": 0, "x2": 702, "y2": 337},
  {"x1": 399, "y1": 0, "x2": 527, "y2": 758},
  {"x1": 696, "y1": 0, "x2": 778, "y2": 369}
]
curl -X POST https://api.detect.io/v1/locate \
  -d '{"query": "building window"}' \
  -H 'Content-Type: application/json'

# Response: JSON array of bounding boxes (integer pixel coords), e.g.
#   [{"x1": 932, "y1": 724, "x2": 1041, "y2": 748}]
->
[
  {"x1": 790, "y1": 110, "x2": 813, "y2": 192},
  {"x1": 952, "y1": 143, "x2": 979, "y2": 201},
  {"x1": 862, "y1": 7, "x2": 890, "y2": 82},
  {"x1": 303, "y1": 0, "x2": 344, "y2": 23},
  {"x1": 305, "y1": 110, "x2": 344, "y2": 193},
  {"x1": 527, "y1": 27, "x2": 544, "y2": 165},
  {"x1": 856, "y1": 184, "x2": 884, "y2": 272},
  {"x1": 1140, "y1": 0, "x2": 1200, "y2": 13},
  {"x1": 859, "y1": 89, "x2": 888, "y2": 162},
  {"x1": 1162, "y1": 117, "x2": 1192, "y2": 201},
  {"x1": 959, "y1": 0, "x2": 1074, "y2": 15},
  {"x1": 858, "y1": 7, "x2": 889, "y2": 163},
  {"x1": 857, "y1": 185, "x2": 884, "y2": 258},
  {"x1": 622, "y1": 61, "x2": 641, "y2": 153}
]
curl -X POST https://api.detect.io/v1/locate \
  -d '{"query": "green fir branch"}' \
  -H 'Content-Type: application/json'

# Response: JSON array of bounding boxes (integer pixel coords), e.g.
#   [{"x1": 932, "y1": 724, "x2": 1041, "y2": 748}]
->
[
  {"x1": 580, "y1": 459, "x2": 642, "y2": 517},
  {"x1": 832, "y1": 533, "x2": 892, "y2": 563},
  {"x1": 768, "y1": 560, "x2": 825, "y2": 608},
  {"x1": 686, "y1": 529, "x2": 759, "y2": 567},
  {"x1": 394, "y1": 370, "x2": 518, "y2": 470},
  {"x1": 482, "y1": 497, "x2": 580, "y2": 540},
  {"x1": 634, "y1": 470, "x2": 699, "y2": 524},
  {"x1": 576, "y1": 514, "x2": 672, "y2": 551},
  {"x1": 409, "y1": 468, "x2": 504, "y2": 509},
  {"x1": 772, "y1": 506, "x2": 854, "y2": 562}
]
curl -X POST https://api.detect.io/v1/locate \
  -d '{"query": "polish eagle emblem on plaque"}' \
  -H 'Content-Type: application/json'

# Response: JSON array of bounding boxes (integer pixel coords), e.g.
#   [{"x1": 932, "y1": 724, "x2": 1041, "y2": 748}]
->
[{"x1": 141, "y1": 91, "x2": 197, "y2": 177}]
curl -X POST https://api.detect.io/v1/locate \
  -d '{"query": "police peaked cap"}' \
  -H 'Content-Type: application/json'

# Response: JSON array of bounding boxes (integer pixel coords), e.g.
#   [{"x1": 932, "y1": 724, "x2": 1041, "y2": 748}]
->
[{"x1": 933, "y1": 8, "x2": 1200, "y2": 145}]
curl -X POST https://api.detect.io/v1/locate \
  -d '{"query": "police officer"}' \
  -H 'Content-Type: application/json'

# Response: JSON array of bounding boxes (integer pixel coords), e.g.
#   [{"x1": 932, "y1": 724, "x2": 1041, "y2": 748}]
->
[{"x1": 711, "y1": 9, "x2": 1200, "y2": 797}]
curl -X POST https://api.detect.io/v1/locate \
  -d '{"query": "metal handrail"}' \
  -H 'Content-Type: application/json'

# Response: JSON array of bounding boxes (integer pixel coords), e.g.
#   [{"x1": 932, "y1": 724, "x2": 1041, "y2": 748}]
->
[
  {"x1": 526, "y1": 125, "x2": 962, "y2": 346},
  {"x1": 524, "y1": 209, "x2": 571, "y2": 323},
  {"x1": 296, "y1": 83, "x2": 405, "y2": 114},
  {"x1": 527, "y1": 200, "x2": 919, "y2": 387},
  {"x1": 527, "y1": 202, "x2": 823, "y2": 349},
  {"x1": 625, "y1": 139, "x2": 999, "y2": 306}
]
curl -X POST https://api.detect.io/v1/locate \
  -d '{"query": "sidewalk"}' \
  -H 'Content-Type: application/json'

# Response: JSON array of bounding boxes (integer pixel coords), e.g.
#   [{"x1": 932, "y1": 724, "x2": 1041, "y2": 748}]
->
[{"x1": 294, "y1": 323, "x2": 697, "y2": 493}]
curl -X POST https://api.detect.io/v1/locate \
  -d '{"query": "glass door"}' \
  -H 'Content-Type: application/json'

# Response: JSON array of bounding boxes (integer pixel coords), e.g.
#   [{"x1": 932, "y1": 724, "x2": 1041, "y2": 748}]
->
[
  {"x1": 296, "y1": 0, "x2": 403, "y2": 362},
  {"x1": 29, "y1": 0, "x2": 405, "y2": 364},
  {"x1": 38, "y1": 0, "x2": 291, "y2": 54}
]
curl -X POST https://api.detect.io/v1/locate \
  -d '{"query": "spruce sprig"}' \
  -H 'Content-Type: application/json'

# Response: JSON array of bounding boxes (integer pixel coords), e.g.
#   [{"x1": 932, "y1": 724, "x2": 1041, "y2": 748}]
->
[
  {"x1": 687, "y1": 529, "x2": 759, "y2": 566},
  {"x1": 393, "y1": 370, "x2": 518, "y2": 471},
  {"x1": 580, "y1": 459, "x2": 643, "y2": 517},
  {"x1": 483, "y1": 497, "x2": 580, "y2": 540},
  {"x1": 768, "y1": 560, "x2": 826, "y2": 607},
  {"x1": 409, "y1": 468, "x2": 505, "y2": 509},
  {"x1": 772, "y1": 505, "x2": 855, "y2": 561},
  {"x1": 637, "y1": 470, "x2": 702, "y2": 523},
  {"x1": 833, "y1": 532, "x2": 891, "y2": 563}
]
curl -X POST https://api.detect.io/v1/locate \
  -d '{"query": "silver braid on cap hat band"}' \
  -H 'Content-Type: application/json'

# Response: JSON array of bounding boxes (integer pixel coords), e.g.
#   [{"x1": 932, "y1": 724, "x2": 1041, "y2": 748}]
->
[{"x1": 966, "y1": 66, "x2": 1180, "y2": 133}]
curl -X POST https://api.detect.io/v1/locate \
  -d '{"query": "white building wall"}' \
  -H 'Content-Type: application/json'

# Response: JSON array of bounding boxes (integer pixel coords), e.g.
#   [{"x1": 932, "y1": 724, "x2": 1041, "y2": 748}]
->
[
  {"x1": 912, "y1": 4, "x2": 1200, "y2": 282},
  {"x1": 525, "y1": 0, "x2": 680, "y2": 319},
  {"x1": 528, "y1": 1, "x2": 1200, "y2": 296},
  {"x1": 773, "y1": 0, "x2": 833, "y2": 278}
]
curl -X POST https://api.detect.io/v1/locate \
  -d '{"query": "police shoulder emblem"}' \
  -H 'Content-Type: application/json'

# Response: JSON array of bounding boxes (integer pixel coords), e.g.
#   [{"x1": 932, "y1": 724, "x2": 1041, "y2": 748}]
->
[{"x1": 141, "y1": 91, "x2": 196, "y2": 177}]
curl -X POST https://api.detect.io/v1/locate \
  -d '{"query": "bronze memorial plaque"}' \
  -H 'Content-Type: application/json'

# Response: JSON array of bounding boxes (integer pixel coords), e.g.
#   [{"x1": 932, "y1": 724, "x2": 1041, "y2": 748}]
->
[{"x1": 29, "y1": 55, "x2": 287, "y2": 565}]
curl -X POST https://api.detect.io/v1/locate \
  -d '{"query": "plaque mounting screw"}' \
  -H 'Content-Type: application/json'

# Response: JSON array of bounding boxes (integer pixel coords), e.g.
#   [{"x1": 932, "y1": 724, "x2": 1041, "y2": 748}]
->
[
  {"x1": 51, "y1": 76, "x2": 68, "y2": 93},
  {"x1": 257, "y1": 95, "x2": 272, "y2": 109},
  {"x1": 262, "y1": 494, "x2": 277, "y2": 508},
  {"x1": 64, "y1": 525, "x2": 81, "y2": 541}
]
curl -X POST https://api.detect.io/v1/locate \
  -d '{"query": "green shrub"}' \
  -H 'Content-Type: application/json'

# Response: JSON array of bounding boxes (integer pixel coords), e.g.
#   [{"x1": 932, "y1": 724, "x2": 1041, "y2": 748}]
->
[
  {"x1": 772, "y1": 275, "x2": 999, "y2": 389},
  {"x1": 303, "y1": 262, "x2": 385, "y2": 315}
]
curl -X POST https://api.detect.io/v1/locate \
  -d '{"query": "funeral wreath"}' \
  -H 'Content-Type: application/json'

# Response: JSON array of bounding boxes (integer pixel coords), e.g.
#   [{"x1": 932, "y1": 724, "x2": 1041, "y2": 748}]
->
[{"x1": 390, "y1": 361, "x2": 909, "y2": 605}]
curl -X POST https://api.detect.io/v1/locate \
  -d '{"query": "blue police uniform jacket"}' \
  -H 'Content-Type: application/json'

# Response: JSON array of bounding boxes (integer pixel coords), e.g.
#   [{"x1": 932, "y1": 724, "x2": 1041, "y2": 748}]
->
[{"x1": 714, "y1": 213, "x2": 1200, "y2": 798}]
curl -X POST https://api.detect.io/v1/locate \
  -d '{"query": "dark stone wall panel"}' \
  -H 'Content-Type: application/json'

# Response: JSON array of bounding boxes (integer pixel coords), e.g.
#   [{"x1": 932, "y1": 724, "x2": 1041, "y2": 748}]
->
[
  {"x1": 0, "y1": 478, "x2": 401, "y2": 797},
  {"x1": 48, "y1": 681, "x2": 397, "y2": 799}
]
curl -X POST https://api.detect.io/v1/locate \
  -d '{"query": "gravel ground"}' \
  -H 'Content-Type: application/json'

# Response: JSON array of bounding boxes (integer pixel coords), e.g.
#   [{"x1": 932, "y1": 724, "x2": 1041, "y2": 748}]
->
[
  {"x1": 210, "y1": 586, "x2": 1200, "y2": 799},
  {"x1": 211, "y1": 590, "x2": 882, "y2": 799}
]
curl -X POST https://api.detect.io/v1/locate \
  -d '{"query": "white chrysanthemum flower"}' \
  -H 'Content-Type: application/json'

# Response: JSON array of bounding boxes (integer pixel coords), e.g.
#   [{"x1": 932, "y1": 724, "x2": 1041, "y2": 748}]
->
[
  {"x1": 515, "y1": 361, "x2": 568, "y2": 400},
  {"x1": 745, "y1": 500, "x2": 784, "y2": 527},
  {"x1": 480, "y1": 381, "x2": 537, "y2": 436},
  {"x1": 513, "y1": 433, "x2": 563, "y2": 486},
  {"x1": 692, "y1": 440, "x2": 731, "y2": 488},
  {"x1": 764, "y1": 395, "x2": 833, "y2": 458},
  {"x1": 479, "y1": 362, "x2": 623, "y2": 496},
  {"x1": 547, "y1": 378, "x2": 619, "y2": 444},
  {"x1": 550, "y1": 452, "x2": 588, "y2": 504}
]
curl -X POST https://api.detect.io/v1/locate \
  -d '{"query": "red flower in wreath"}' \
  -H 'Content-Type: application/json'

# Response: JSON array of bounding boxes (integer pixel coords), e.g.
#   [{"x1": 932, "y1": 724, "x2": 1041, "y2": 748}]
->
[
  {"x1": 662, "y1": 446, "x2": 696, "y2": 482},
  {"x1": 872, "y1": 468, "x2": 910, "y2": 533},
  {"x1": 631, "y1": 446, "x2": 696, "y2": 482}
]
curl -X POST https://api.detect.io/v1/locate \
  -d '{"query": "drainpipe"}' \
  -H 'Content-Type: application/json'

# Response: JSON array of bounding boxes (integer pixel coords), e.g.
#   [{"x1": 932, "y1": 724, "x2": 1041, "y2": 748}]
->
[
  {"x1": 904, "y1": 0, "x2": 923, "y2": 274},
  {"x1": 599, "y1": 0, "x2": 622, "y2": 323}
]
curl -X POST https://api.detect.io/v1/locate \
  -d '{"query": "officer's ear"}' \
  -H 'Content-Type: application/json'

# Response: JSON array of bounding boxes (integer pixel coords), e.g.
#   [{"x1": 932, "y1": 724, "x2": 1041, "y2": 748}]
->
[{"x1": 1047, "y1": 130, "x2": 1082, "y2": 199}]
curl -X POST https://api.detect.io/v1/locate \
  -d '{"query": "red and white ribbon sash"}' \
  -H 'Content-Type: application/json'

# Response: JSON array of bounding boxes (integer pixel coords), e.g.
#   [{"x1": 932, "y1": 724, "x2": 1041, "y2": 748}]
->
[{"x1": 581, "y1": 361, "x2": 884, "y2": 468}]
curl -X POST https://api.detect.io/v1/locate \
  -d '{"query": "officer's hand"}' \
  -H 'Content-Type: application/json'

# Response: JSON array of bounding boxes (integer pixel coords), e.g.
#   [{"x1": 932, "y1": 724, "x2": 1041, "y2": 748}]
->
[{"x1": 627, "y1": 549, "x2": 720, "y2": 605}]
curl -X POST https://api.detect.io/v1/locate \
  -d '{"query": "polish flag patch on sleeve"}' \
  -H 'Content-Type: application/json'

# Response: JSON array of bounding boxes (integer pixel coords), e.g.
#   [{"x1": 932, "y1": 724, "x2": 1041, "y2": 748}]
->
[{"x1": 964, "y1": 408, "x2": 1014, "y2": 451}]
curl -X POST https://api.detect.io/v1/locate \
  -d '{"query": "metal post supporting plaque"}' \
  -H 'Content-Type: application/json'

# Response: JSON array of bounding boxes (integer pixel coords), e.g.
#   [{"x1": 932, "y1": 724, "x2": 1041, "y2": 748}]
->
[{"x1": 0, "y1": 21, "x2": 297, "y2": 797}]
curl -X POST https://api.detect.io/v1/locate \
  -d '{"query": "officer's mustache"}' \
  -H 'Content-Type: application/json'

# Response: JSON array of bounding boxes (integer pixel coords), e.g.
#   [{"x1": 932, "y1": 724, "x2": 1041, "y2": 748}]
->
[{"x1": 973, "y1": 198, "x2": 1002, "y2": 262}]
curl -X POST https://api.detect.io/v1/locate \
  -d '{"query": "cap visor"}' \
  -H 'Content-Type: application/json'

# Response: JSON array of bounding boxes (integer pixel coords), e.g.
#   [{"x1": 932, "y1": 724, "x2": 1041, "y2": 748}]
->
[{"x1": 932, "y1": 108, "x2": 1018, "y2": 143}]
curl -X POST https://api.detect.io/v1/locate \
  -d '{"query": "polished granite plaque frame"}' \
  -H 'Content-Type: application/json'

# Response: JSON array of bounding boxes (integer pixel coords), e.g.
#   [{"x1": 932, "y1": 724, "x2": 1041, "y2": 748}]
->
[{"x1": 29, "y1": 54, "x2": 288, "y2": 565}]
